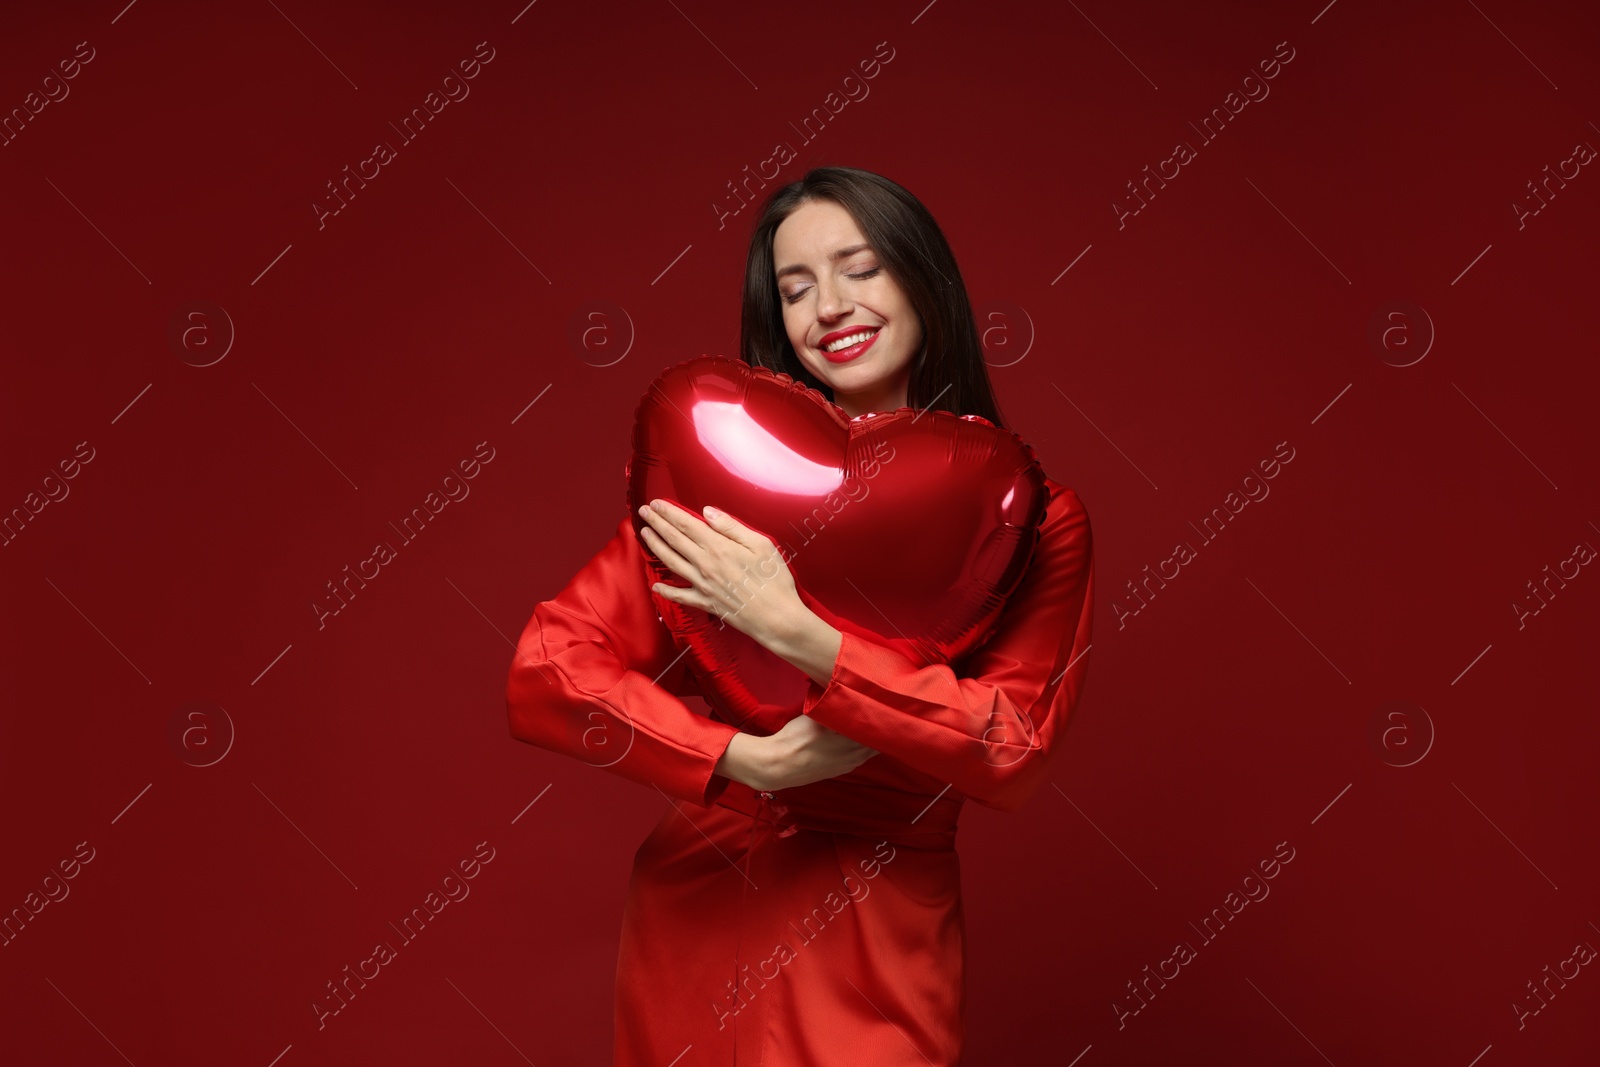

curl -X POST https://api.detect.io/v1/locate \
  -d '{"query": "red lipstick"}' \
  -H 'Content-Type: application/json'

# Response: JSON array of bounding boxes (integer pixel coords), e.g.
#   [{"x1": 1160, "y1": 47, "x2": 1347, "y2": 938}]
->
[{"x1": 818, "y1": 326, "x2": 881, "y2": 364}]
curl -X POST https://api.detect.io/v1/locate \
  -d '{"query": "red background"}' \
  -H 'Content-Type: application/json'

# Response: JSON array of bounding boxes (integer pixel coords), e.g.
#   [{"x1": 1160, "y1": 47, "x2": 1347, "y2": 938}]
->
[{"x1": 4, "y1": 1, "x2": 1598, "y2": 1063}]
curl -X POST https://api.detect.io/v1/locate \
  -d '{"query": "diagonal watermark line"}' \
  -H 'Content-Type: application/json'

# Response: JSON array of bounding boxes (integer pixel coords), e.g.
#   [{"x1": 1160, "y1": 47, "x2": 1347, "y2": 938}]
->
[
  {"x1": 1050, "y1": 642, "x2": 1092, "y2": 686},
  {"x1": 512, "y1": 783, "x2": 552, "y2": 824},
  {"x1": 1451, "y1": 644, "x2": 1492, "y2": 686},
  {"x1": 1310, "y1": 783, "x2": 1351, "y2": 825},
  {"x1": 45, "y1": 979, "x2": 136, "y2": 1065},
  {"x1": 254, "y1": 782, "x2": 360, "y2": 889},
  {"x1": 253, "y1": 382, "x2": 360, "y2": 489},
  {"x1": 451, "y1": 574, "x2": 691, "y2": 700},
  {"x1": 446, "y1": 177, "x2": 551, "y2": 282},
  {"x1": 252, "y1": 644, "x2": 294, "y2": 685},
  {"x1": 1451, "y1": 243, "x2": 1493, "y2": 285},
  {"x1": 910, "y1": 783, "x2": 953, "y2": 824},
  {"x1": 1066, "y1": 0, "x2": 1157, "y2": 89},
  {"x1": 111, "y1": 383, "x2": 152, "y2": 424},
  {"x1": 253, "y1": 243, "x2": 294, "y2": 285},
  {"x1": 841, "y1": 576, "x2": 927, "y2": 663},
  {"x1": 265, "y1": 0, "x2": 358, "y2": 89},
  {"x1": 664, "y1": 0, "x2": 756, "y2": 88},
  {"x1": 511, "y1": 384, "x2": 553, "y2": 424},
  {"x1": 1453, "y1": 782, "x2": 1557, "y2": 889},
  {"x1": 445, "y1": 976, "x2": 538, "y2": 1064},
  {"x1": 1451, "y1": 382, "x2": 1557, "y2": 489},
  {"x1": 1051, "y1": 384, "x2": 1159, "y2": 489},
  {"x1": 44, "y1": 576, "x2": 151, "y2": 684},
  {"x1": 1053, "y1": 783, "x2": 1158, "y2": 889},
  {"x1": 449, "y1": 575, "x2": 520, "y2": 647},
  {"x1": 842, "y1": 976, "x2": 934, "y2": 1064},
  {"x1": 909, "y1": 382, "x2": 953, "y2": 423},
  {"x1": 1245, "y1": 977, "x2": 1336, "y2": 1065},
  {"x1": 111, "y1": 783, "x2": 153, "y2": 825},
  {"x1": 1244, "y1": 576, "x2": 1351, "y2": 684},
  {"x1": 1245, "y1": 177, "x2": 1351, "y2": 285},
  {"x1": 653, "y1": 244, "x2": 693, "y2": 285},
  {"x1": 1310, "y1": 383, "x2": 1351, "y2": 425},
  {"x1": 45, "y1": 176, "x2": 151, "y2": 284},
  {"x1": 1465, "y1": 0, "x2": 1557, "y2": 89},
  {"x1": 655, "y1": 784, "x2": 757, "y2": 889},
  {"x1": 1050, "y1": 244, "x2": 1093, "y2": 285}
]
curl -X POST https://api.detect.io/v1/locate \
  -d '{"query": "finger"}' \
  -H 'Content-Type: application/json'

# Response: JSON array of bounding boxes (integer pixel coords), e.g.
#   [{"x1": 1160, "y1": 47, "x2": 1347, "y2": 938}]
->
[
  {"x1": 642, "y1": 500, "x2": 714, "y2": 568},
  {"x1": 635, "y1": 522, "x2": 689, "y2": 579},
  {"x1": 652, "y1": 579, "x2": 729, "y2": 622},
  {"x1": 639, "y1": 523, "x2": 700, "y2": 585},
  {"x1": 650, "y1": 579, "x2": 682, "y2": 603},
  {"x1": 638, "y1": 505, "x2": 701, "y2": 573},
  {"x1": 701, "y1": 505, "x2": 772, "y2": 554},
  {"x1": 644, "y1": 524, "x2": 752, "y2": 622}
]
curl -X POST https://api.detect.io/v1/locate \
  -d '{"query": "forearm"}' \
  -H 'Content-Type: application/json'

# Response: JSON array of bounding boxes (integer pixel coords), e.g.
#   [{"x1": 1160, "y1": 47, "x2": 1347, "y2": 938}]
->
[
  {"x1": 766, "y1": 607, "x2": 844, "y2": 687},
  {"x1": 713, "y1": 731, "x2": 776, "y2": 791},
  {"x1": 710, "y1": 610, "x2": 873, "y2": 793}
]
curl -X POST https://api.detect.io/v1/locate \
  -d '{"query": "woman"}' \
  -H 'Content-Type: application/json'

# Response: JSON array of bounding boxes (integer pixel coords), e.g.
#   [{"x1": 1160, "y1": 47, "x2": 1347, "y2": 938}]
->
[{"x1": 506, "y1": 166, "x2": 1095, "y2": 1065}]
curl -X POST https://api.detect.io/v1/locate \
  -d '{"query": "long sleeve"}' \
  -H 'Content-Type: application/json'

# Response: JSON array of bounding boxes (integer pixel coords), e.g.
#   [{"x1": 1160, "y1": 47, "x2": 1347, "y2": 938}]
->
[
  {"x1": 799, "y1": 483, "x2": 1095, "y2": 812},
  {"x1": 505, "y1": 515, "x2": 742, "y2": 806}
]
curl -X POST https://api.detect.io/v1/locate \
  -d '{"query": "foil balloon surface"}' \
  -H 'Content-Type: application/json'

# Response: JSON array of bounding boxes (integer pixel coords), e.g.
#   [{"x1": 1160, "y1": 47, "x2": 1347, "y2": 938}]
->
[{"x1": 626, "y1": 355, "x2": 1048, "y2": 736}]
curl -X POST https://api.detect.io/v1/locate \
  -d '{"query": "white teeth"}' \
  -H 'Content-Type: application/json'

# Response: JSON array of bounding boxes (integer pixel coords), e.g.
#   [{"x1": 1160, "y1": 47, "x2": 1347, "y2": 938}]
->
[{"x1": 822, "y1": 329, "x2": 877, "y2": 353}]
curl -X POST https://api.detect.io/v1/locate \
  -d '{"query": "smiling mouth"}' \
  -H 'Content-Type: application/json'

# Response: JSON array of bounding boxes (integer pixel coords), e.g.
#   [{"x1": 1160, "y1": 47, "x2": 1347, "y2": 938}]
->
[
  {"x1": 818, "y1": 328, "x2": 881, "y2": 364},
  {"x1": 820, "y1": 327, "x2": 880, "y2": 354},
  {"x1": 819, "y1": 326, "x2": 883, "y2": 367}
]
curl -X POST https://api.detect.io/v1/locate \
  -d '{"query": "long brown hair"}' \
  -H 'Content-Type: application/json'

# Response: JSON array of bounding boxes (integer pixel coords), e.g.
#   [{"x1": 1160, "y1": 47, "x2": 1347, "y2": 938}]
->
[{"x1": 739, "y1": 166, "x2": 1009, "y2": 428}]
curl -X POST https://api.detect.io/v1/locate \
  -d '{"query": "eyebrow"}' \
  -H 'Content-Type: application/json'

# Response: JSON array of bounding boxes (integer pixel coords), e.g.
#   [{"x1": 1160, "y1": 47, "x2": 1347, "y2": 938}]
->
[{"x1": 775, "y1": 242, "x2": 874, "y2": 280}]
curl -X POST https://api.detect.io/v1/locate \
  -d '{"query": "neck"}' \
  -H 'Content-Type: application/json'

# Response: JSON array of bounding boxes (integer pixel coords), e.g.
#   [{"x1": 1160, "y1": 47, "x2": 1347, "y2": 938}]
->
[{"x1": 834, "y1": 378, "x2": 910, "y2": 418}]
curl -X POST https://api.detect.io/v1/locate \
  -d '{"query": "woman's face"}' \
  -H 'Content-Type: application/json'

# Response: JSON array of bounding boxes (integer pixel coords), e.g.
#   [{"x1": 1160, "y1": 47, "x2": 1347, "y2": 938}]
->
[{"x1": 772, "y1": 198, "x2": 924, "y2": 418}]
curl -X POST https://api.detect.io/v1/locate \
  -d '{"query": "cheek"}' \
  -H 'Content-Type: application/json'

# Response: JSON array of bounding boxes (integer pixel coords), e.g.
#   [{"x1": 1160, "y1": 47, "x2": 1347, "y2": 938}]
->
[
  {"x1": 794, "y1": 350, "x2": 825, "y2": 379},
  {"x1": 878, "y1": 284, "x2": 915, "y2": 323},
  {"x1": 781, "y1": 306, "x2": 805, "y2": 343}
]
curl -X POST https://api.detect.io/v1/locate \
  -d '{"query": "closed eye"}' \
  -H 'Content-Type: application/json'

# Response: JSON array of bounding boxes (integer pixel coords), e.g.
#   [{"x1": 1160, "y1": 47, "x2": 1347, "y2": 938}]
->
[{"x1": 781, "y1": 267, "x2": 881, "y2": 305}]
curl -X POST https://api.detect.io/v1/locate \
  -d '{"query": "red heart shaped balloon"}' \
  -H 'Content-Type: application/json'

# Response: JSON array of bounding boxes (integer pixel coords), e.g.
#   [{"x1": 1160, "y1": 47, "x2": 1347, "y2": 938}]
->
[{"x1": 626, "y1": 355, "x2": 1048, "y2": 736}]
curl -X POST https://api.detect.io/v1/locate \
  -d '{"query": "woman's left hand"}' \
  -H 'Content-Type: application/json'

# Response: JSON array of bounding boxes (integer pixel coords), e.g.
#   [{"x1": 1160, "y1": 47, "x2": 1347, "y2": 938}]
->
[{"x1": 636, "y1": 499, "x2": 805, "y2": 651}]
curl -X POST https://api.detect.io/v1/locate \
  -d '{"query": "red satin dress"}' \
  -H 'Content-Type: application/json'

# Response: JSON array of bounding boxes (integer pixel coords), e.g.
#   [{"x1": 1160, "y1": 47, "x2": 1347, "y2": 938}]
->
[{"x1": 505, "y1": 476, "x2": 1095, "y2": 1066}]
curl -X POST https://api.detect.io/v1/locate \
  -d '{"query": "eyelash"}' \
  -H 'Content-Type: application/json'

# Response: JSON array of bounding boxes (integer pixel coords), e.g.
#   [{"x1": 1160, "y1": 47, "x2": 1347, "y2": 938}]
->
[{"x1": 782, "y1": 267, "x2": 880, "y2": 305}]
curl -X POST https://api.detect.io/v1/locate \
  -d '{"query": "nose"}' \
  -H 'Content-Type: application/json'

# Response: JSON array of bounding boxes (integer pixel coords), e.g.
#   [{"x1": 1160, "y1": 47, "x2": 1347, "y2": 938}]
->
[{"x1": 814, "y1": 275, "x2": 852, "y2": 323}]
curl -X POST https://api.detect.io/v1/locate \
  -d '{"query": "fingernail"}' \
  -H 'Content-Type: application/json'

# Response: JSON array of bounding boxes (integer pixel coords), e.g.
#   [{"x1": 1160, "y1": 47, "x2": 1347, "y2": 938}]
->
[{"x1": 704, "y1": 505, "x2": 720, "y2": 519}]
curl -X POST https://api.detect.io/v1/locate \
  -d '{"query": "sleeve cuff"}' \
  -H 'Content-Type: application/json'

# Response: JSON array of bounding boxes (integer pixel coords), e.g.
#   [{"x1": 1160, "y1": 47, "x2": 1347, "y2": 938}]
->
[
  {"x1": 800, "y1": 628, "x2": 864, "y2": 724},
  {"x1": 697, "y1": 731, "x2": 738, "y2": 807}
]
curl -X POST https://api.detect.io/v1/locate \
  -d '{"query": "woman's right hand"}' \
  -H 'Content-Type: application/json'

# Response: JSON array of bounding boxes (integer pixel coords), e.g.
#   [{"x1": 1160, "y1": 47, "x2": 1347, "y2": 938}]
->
[{"x1": 715, "y1": 714, "x2": 878, "y2": 792}]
